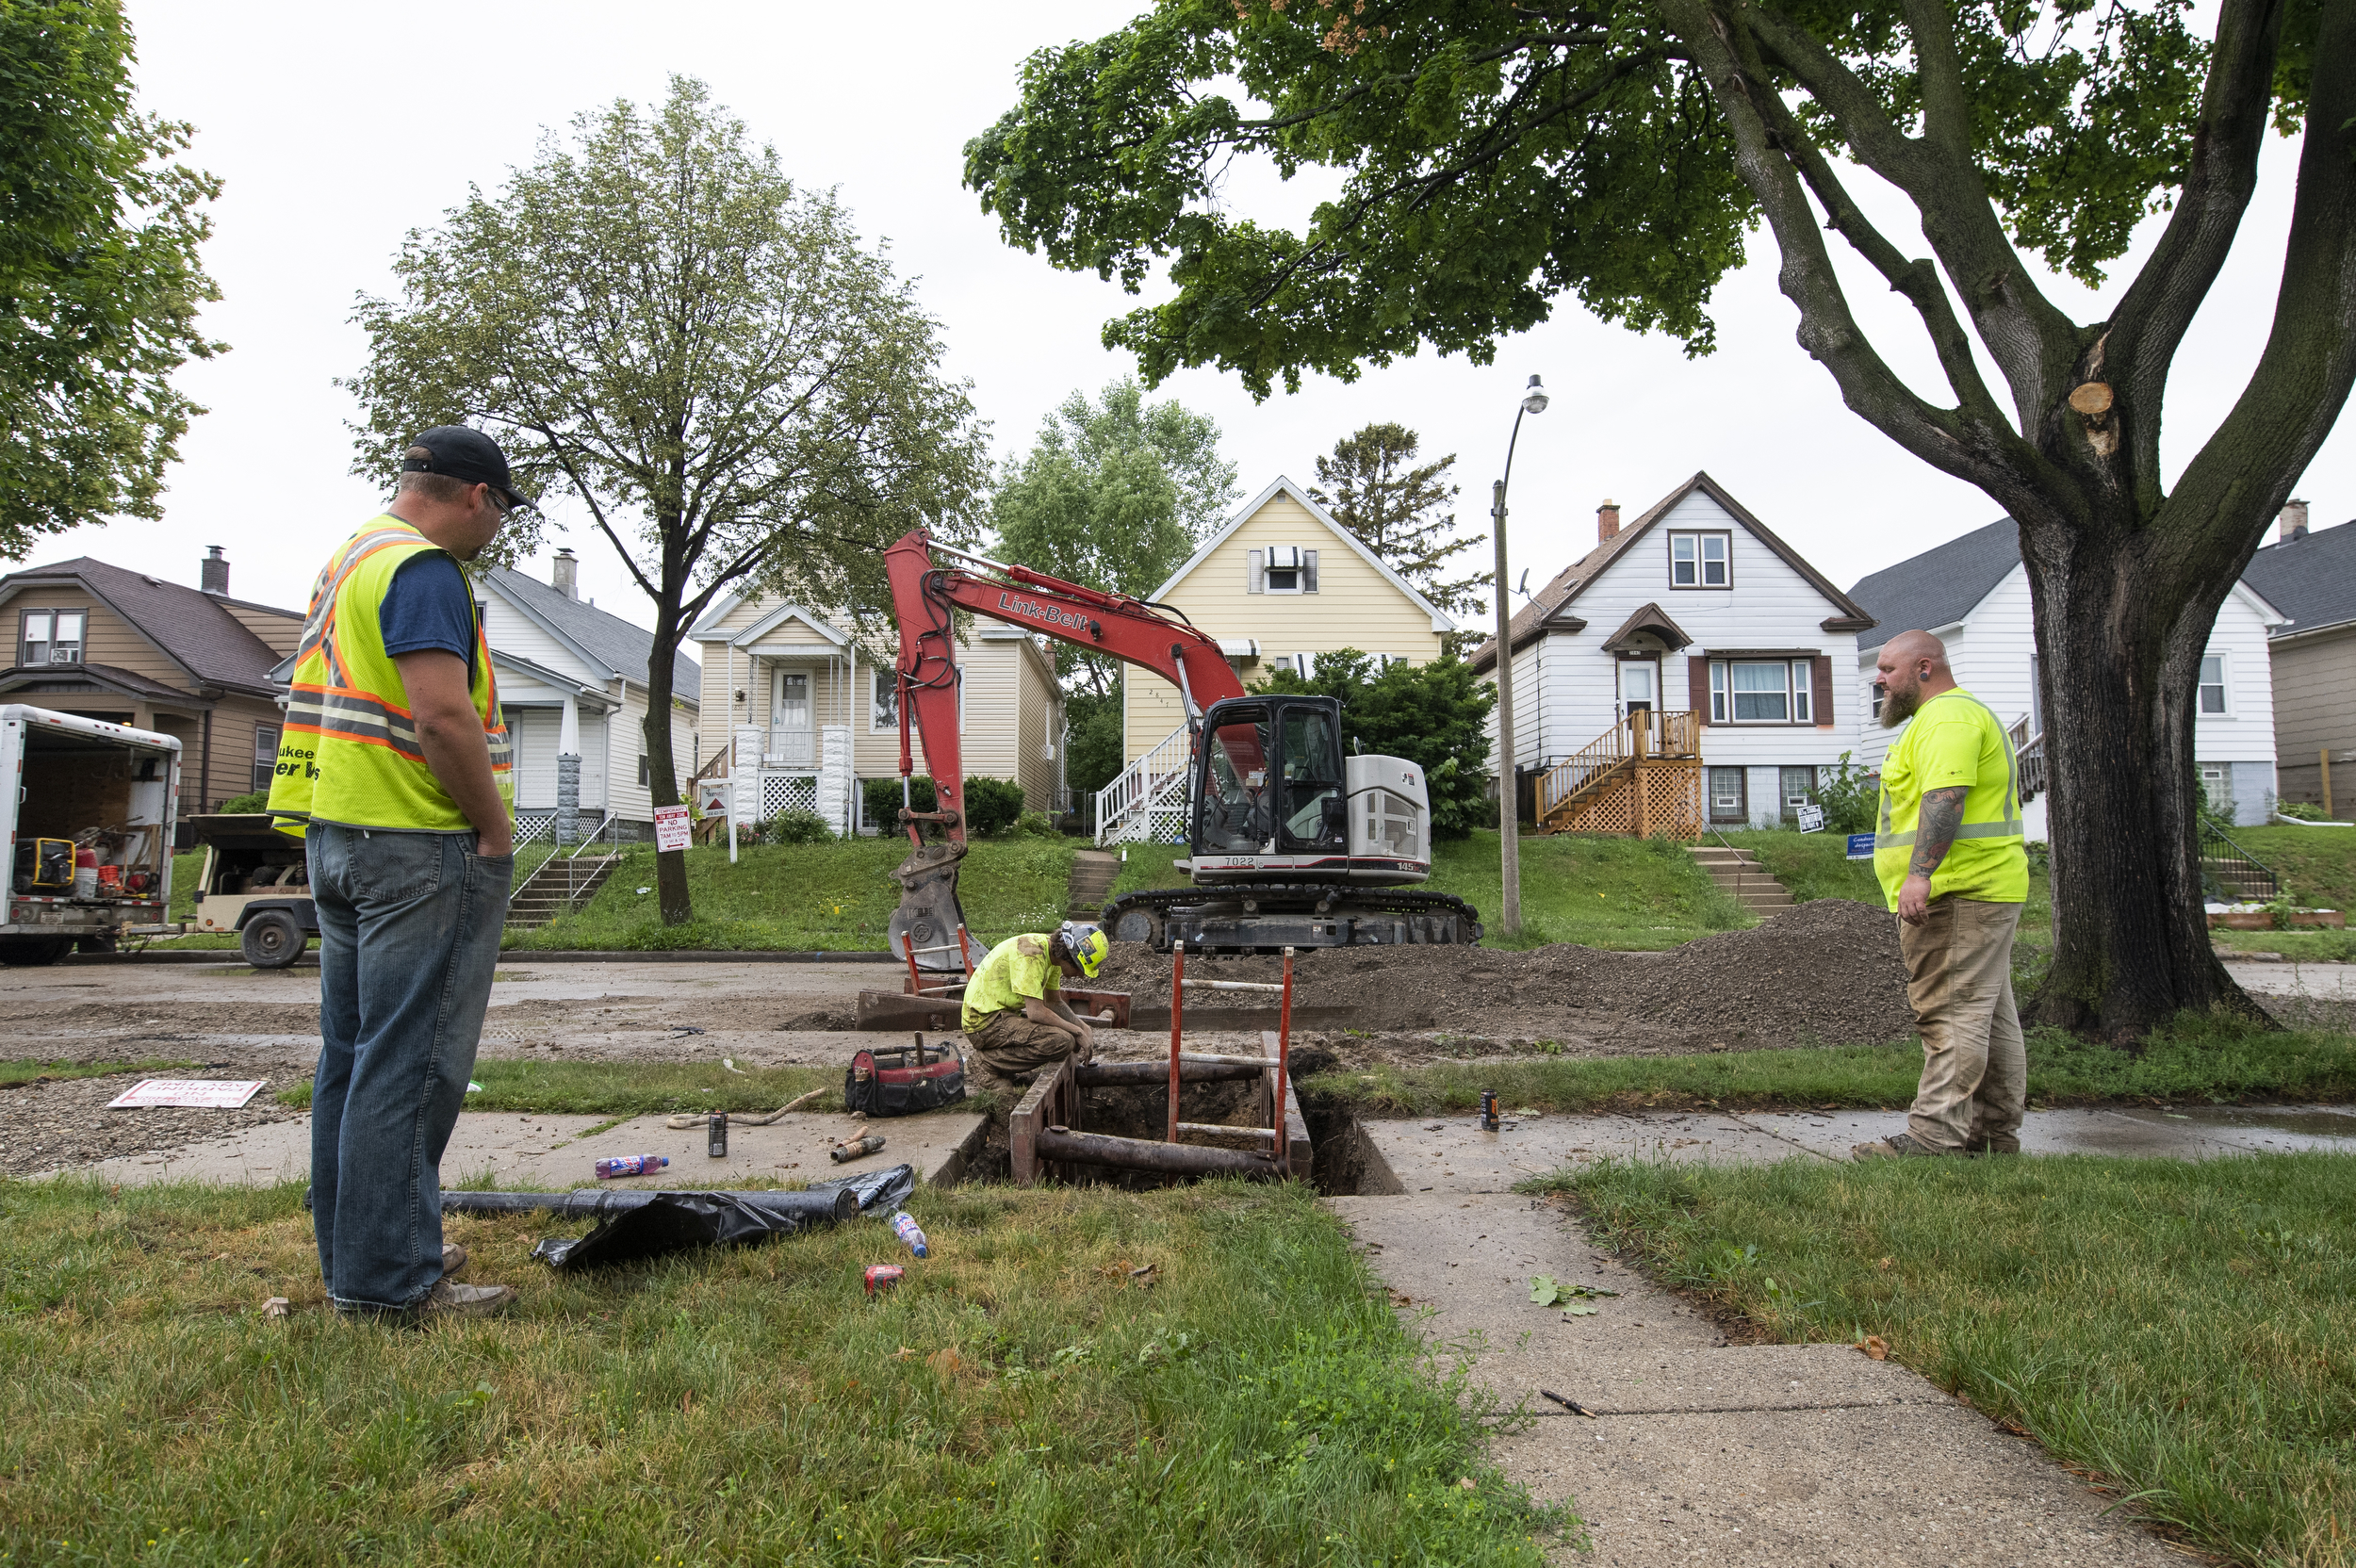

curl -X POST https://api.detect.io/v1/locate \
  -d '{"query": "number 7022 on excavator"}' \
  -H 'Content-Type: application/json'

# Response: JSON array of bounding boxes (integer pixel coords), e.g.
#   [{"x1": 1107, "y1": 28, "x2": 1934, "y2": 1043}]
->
[{"x1": 881, "y1": 531, "x2": 1482, "y2": 962}]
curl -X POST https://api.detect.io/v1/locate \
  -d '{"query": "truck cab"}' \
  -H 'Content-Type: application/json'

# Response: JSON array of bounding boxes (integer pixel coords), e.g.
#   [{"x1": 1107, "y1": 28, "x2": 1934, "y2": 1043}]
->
[{"x1": 1186, "y1": 694, "x2": 1431, "y2": 886}]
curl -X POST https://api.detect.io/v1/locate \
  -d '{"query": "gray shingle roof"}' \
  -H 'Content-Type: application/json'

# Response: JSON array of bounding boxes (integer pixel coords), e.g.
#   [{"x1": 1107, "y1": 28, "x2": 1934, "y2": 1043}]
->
[
  {"x1": 0, "y1": 557, "x2": 294, "y2": 694},
  {"x1": 483, "y1": 566, "x2": 700, "y2": 698},
  {"x1": 2241, "y1": 520, "x2": 2356, "y2": 635},
  {"x1": 1847, "y1": 519, "x2": 2022, "y2": 652}
]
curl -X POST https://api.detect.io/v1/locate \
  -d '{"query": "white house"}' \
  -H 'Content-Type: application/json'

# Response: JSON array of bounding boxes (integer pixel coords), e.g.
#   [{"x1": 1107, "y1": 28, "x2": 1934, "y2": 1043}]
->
[
  {"x1": 1847, "y1": 519, "x2": 2289, "y2": 832},
  {"x1": 1470, "y1": 471, "x2": 1878, "y2": 829}
]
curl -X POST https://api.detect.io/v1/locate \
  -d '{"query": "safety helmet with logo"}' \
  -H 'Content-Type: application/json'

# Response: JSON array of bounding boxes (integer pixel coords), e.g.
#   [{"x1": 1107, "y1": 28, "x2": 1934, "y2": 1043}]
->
[{"x1": 1054, "y1": 921, "x2": 1108, "y2": 979}]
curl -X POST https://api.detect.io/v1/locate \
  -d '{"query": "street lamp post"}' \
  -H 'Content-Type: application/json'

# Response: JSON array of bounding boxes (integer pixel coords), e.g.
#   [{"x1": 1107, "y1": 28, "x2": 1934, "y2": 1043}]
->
[{"x1": 1490, "y1": 374, "x2": 1548, "y2": 937}]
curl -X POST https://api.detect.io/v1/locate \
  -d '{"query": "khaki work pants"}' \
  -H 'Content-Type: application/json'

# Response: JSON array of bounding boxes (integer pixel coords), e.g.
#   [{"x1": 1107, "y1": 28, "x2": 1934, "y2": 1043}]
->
[
  {"x1": 1899, "y1": 896, "x2": 2026, "y2": 1152},
  {"x1": 965, "y1": 1010, "x2": 1081, "y2": 1096}
]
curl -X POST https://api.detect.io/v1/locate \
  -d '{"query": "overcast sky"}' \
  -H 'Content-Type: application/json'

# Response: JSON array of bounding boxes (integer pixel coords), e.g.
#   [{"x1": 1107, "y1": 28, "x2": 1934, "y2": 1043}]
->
[{"x1": 56, "y1": 2, "x2": 2346, "y2": 654}]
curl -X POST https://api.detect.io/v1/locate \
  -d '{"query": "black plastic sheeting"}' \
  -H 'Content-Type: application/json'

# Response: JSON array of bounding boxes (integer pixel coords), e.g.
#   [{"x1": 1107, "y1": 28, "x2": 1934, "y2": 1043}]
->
[{"x1": 437, "y1": 1162, "x2": 921, "y2": 1271}]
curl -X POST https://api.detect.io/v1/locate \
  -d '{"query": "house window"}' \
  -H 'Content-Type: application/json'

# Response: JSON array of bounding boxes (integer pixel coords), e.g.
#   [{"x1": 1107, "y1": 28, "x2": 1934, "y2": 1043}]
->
[
  {"x1": 1709, "y1": 766, "x2": 1746, "y2": 823},
  {"x1": 1710, "y1": 659, "x2": 1814, "y2": 724},
  {"x1": 2200, "y1": 762, "x2": 2233, "y2": 813},
  {"x1": 1669, "y1": 531, "x2": 1731, "y2": 589},
  {"x1": 1281, "y1": 652, "x2": 1317, "y2": 678},
  {"x1": 1780, "y1": 766, "x2": 1816, "y2": 821},
  {"x1": 1252, "y1": 546, "x2": 1318, "y2": 594},
  {"x1": 872, "y1": 670, "x2": 898, "y2": 730},
  {"x1": 252, "y1": 725, "x2": 281, "y2": 793},
  {"x1": 20, "y1": 609, "x2": 84, "y2": 666},
  {"x1": 638, "y1": 754, "x2": 651, "y2": 787},
  {"x1": 2199, "y1": 654, "x2": 2229, "y2": 715},
  {"x1": 1869, "y1": 681, "x2": 1885, "y2": 724}
]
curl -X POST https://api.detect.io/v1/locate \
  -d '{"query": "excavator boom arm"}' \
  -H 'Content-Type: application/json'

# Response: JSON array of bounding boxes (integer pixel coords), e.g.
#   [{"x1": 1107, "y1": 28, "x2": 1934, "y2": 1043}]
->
[{"x1": 882, "y1": 529, "x2": 1246, "y2": 844}]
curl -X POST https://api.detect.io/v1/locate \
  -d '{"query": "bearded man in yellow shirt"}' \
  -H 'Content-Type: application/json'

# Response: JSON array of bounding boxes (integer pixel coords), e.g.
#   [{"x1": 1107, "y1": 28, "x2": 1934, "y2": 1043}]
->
[{"x1": 1854, "y1": 630, "x2": 2030, "y2": 1160}]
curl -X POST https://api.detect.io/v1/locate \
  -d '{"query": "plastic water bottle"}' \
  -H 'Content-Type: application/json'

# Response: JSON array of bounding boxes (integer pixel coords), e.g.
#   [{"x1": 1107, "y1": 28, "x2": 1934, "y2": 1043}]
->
[
  {"x1": 890, "y1": 1211, "x2": 928, "y2": 1259},
  {"x1": 594, "y1": 1153, "x2": 668, "y2": 1180}
]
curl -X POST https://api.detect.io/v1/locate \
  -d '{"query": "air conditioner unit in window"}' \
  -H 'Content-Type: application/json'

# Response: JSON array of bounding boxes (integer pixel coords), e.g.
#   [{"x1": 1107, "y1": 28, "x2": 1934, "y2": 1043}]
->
[{"x1": 48, "y1": 648, "x2": 74, "y2": 664}]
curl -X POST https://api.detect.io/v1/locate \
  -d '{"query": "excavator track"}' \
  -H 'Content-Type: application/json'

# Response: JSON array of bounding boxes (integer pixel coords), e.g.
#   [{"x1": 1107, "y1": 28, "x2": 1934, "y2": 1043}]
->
[{"x1": 1098, "y1": 884, "x2": 1482, "y2": 956}]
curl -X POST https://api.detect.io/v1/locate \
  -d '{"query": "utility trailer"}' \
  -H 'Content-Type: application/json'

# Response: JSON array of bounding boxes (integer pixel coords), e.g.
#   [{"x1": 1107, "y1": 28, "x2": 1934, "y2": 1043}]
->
[
  {"x1": 186, "y1": 812, "x2": 318, "y2": 968},
  {"x1": 0, "y1": 705, "x2": 179, "y2": 966}
]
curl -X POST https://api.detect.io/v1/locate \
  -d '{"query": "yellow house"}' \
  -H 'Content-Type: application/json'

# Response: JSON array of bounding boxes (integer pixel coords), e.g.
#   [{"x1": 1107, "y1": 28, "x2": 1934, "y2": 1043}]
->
[
  {"x1": 1104, "y1": 477, "x2": 1457, "y2": 841},
  {"x1": 687, "y1": 591, "x2": 1065, "y2": 833}
]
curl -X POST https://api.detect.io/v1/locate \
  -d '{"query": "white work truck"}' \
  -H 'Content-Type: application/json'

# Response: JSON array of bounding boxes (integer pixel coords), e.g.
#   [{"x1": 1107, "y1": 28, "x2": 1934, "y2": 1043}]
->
[{"x1": 0, "y1": 704, "x2": 180, "y2": 966}]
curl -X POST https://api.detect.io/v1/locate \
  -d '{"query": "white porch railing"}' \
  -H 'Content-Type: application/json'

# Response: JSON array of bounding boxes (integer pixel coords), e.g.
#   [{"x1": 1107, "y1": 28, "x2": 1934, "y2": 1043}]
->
[
  {"x1": 1095, "y1": 724, "x2": 1191, "y2": 846},
  {"x1": 762, "y1": 729, "x2": 817, "y2": 769}
]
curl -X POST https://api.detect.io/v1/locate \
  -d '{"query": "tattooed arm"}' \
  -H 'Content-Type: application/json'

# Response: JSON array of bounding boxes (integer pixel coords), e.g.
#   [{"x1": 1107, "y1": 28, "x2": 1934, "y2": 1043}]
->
[{"x1": 1898, "y1": 785, "x2": 1971, "y2": 926}]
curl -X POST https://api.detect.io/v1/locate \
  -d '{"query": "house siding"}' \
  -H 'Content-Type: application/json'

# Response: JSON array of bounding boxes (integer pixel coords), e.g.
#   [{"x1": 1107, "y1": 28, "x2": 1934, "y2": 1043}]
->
[
  {"x1": 2267, "y1": 629, "x2": 2356, "y2": 807},
  {"x1": 1484, "y1": 487, "x2": 1861, "y2": 826},
  {"x1": 216, "y1": 603, "x2": 303, "y2": 658},
  {"x1": 1122, "y1": 489, "x2": 1448, "y2": 761}
]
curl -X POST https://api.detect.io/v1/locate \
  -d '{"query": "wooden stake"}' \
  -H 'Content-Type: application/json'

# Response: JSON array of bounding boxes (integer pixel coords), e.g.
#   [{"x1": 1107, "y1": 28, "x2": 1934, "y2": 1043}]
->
[
  {"x1": 1167, "y1": 939, "x2": 1185, "y2": 1144},
  {"x1": 2325, "y1": 749, "x2": 2334, "y2": 820},
  {"x1": 1276, "y1": 947, "x2": 1293, "y2": 1179}
]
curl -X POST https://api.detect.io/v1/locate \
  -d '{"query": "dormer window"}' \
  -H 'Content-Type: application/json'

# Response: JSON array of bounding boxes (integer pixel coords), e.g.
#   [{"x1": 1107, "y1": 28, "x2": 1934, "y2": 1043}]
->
[
  {"x1": 21, "y1": 609, "x2": 83, "y2": 666},
  {"x1": 1669, "y1": 531, "x2": 1731, "y2": 589}
]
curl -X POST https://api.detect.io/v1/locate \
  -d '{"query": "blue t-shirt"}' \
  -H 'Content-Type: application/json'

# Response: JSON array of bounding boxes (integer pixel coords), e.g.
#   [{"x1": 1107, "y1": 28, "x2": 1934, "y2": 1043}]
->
[{"x1": 379, "y1": 553, "x2": 478, "y2": 680}]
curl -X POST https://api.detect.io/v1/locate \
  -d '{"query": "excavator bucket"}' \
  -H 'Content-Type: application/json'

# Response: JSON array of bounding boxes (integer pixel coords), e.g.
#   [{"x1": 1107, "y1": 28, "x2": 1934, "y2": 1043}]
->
[{"x1": 889, "y1": 839, "x2": 970, "y2": 972}]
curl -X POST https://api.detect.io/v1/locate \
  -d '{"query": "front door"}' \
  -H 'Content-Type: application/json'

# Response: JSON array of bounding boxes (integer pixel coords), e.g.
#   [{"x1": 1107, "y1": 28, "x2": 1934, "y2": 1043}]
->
[
  {"x1": 770, "y1": 670, "x2": 811, "y2": 765},
  {"x1": 1617, "y1": 659, "x2": 1658, "y2": 719}
]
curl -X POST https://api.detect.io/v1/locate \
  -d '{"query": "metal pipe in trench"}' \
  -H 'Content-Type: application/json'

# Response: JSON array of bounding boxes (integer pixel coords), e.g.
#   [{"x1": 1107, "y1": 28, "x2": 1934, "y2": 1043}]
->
[{"x1": 1035, "y1": 1126, "x2": 1282, "y2": 1179}]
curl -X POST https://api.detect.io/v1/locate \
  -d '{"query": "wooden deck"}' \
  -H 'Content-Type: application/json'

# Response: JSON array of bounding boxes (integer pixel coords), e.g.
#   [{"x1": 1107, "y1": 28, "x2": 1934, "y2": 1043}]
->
[{"x1": 1533, "y1": 710, "x2": 1704, "y2": 840}]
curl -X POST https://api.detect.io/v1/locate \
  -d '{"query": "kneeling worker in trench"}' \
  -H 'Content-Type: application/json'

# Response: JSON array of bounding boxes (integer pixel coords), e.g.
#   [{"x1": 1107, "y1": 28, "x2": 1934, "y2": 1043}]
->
[{"x1": 960, "y1": 922, "x2": 1110, "y2": 1093}]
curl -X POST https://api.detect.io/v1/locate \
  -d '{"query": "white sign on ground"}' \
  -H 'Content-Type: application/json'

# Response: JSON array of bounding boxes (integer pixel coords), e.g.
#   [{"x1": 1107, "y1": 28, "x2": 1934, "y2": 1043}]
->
[
  {"x1": 106, "y1": 1079, "x2": 266, "y2": 1109},
  {"x1": 654, "y1": 803, "x2": 692, "y2": 852},
  {"x1": 1795, "y1": 804, "x2": 1826, "y2": 833}
]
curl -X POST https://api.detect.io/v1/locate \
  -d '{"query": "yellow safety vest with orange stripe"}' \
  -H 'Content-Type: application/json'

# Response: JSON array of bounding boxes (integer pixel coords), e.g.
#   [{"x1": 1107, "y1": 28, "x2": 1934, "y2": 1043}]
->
[{"x1": 267, "y1": 515, "x2": 513, "y2": 840}]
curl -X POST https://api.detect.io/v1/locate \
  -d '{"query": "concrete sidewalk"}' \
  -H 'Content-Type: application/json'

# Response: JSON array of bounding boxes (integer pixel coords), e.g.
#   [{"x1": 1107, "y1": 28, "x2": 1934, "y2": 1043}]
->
[{"x1": 1323, "y1": 1109, "x2": 2348, "y2": 1563}]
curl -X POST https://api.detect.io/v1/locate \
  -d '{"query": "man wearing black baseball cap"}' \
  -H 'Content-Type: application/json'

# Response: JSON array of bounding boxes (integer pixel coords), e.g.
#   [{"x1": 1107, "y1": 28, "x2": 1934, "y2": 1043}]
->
[{"x1": 269, "y1": 426, "x2": 534, "y2": 1320}]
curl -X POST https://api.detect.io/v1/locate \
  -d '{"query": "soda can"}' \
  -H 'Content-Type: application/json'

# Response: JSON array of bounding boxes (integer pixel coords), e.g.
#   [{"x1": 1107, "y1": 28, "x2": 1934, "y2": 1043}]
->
[
  {"x1": 863, "y1": 1264, "x2": 906, "y2": 1297},
  {"x1": 1480, "y1": 1089, "x2": 1500, "y2": 1132},
  {"x1": 708, "y1": 1112, "x2": 728, "y2": 1158}
]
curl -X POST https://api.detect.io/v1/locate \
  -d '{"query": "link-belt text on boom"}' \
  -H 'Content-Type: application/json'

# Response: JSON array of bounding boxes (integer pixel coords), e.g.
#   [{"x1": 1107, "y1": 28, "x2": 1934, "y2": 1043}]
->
[{"x1": 995, "y1": 591, "x2": 1096, "y2": 633}]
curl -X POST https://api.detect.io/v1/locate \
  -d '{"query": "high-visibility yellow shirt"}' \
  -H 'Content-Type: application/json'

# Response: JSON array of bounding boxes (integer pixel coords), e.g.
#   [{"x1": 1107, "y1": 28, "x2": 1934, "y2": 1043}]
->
[
  {"x1": 961, "y1": 933, "x2": 1060, "y2": 1033},
  {"x1": 1873, "y1": 687, "x2": 2028, "y2": 907}
]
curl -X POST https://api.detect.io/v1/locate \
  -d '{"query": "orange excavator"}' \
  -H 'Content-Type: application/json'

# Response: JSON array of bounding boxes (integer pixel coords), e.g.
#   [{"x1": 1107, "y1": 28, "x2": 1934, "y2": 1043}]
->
[{"x1": 882, "y1": 530, "x2": 1481, "y2": 966}]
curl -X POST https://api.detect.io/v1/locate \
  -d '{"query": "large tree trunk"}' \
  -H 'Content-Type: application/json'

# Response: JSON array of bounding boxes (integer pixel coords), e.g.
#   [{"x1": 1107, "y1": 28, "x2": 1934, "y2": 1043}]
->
[
  {"x1": 644, "y1": 581, "x2": 693, "y2": 927},
  {"x1": 2021, "y1": 513, "x2": 2266, "y2": 1037}
]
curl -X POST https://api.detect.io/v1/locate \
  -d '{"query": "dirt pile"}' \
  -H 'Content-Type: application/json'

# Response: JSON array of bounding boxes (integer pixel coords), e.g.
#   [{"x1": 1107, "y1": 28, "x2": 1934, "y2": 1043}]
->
[{"x1": 1095, "y1": 899, "x2": 1914, "y2": 1052}]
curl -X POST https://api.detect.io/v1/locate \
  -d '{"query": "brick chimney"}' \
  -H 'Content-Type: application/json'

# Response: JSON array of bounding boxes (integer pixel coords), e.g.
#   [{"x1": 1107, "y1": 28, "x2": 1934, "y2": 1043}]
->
[
  {"x1": 1597, "y1": 499, "x2": 1621, "y2": 543},
  {"x1": 200, "y1": 546, "x2": 229, "y2": 596},
  {"x1": 551, "y1": 547, "x2": 579, "y2": 599},
  {"x1": 2280, "y1": 499, "x2": 2311, "y2": 542}
]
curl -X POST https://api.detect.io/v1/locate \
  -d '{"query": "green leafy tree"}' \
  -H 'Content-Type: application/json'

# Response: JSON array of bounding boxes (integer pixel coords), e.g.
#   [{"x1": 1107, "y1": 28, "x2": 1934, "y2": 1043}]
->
[
  {"x1": 1308, "y1": 423, "x2": 1482, "y2": 617},
  {"x1": 349, "y1": 76, "x2": 989, "y2": 925},
  {"x1": 0, "y1": 0, "x2": 222, "y2": 552},
  {"x1": 990, "y1": 376, "x2": 1237, "y2": 802},
  {"x1": 1256, "y1": 649, "x2": 1496, "y2": 838},
  {"x1": 966, "y1": 0, "x2": 2351, "y2": 1037}
]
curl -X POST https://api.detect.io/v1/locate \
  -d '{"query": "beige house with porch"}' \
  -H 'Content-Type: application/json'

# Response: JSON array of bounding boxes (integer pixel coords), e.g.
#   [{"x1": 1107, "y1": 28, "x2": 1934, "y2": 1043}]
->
[
  {"x1": 1099, "y1": 476, "x2": 1458, "y2": 843},
  {"x1": 686, "y1": 592, "x2": 1065, "y2": 833}
]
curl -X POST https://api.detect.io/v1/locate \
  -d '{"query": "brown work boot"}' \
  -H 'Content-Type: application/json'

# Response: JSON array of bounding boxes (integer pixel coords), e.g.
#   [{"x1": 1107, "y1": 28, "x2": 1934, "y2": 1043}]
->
[
  {"x1": 441, "y1": 1242, "x2": 467, "y2": 1277},
  {"x1": 419, "y1": 1278, "x2": 516, "y2": 1318},
  {"x1": 1963, "y1": 1134, "x2": 2021, "y2": 1156},
  {"x1": 1851, "y1": 1132, "x2": 1955, "y2": 1160}
]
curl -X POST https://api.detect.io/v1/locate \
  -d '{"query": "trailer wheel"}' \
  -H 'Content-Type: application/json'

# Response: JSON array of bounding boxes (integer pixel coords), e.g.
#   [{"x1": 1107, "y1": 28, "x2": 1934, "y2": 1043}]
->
[
  {"x1": 0, "y1": 938, "x2": 73, "y2": 966},
  {"x1": 240, "y1": 911, "x2": 305, "y2": 969}
]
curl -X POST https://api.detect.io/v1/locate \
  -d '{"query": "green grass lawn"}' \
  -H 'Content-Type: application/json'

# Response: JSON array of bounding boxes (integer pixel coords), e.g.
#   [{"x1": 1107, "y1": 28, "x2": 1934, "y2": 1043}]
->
[
  {"x1": 1110, "y1": 830, "x2": 1751, "y2": 951},
  {"x1": 1716, "y1": 827, "x2": 2055, "y2": 935},
  {"x1": 508, "y1": 836, "x2": 1078, "y2": 953},
  {"x1": 0, "y1": 1178, "x2": 1566, "y2": 1566},
  {"x1": 1551, "y1": 1152, "x2": 2356, "y2": 1566},
  {"x1": 1305, "y1": 1010, "x2": 2356, "y2": 1117}
]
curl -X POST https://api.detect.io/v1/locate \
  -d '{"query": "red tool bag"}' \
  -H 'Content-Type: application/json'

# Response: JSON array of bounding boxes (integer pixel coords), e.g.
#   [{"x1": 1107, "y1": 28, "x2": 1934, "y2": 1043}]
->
[{"x1": 844, "y1": 1036, "x2": 967, "y2": 1117}]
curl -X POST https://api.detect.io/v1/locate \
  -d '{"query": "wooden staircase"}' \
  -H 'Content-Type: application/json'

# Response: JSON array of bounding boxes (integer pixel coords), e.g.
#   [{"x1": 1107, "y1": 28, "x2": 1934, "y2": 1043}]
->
[
  {"x1": 1066, "y1": 849, "x2": 1120, "y2": 920},
  {"x1": 506, "y1": 851, "x2": 623, "y2": 931},
  {"x1": 1534, "y1": 710, "x2": 1705, "y2": 839},
  {"x1": 1686, "y1": 844, "x2": 1793, "y2": 917}
]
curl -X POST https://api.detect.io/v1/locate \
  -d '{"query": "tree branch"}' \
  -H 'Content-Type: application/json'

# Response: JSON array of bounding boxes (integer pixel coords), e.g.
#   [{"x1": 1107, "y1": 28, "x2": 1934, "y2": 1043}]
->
[{"x1": 2102, "y1": 0, "x2": 2286, "y2": 515}]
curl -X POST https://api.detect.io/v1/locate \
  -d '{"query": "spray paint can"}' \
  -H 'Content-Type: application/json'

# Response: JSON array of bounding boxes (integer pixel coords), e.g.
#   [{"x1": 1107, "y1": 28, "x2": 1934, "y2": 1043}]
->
[
  {"x1": 707, "y1": 1112, "x2": 728, "y2": 1158},
  {"x1": 830, "y1": 1134, "x2": 887, "y2": 1164},
  {"x1": 863, "y1": 1264, "x2": 906, "y2": 1297},
  {"x1": 593, "y1": 1153, "x2": 669, "y2": 1180},
  {"x1": 1480, "y1": 1089, "x2": 1500, "y2": 1132}
]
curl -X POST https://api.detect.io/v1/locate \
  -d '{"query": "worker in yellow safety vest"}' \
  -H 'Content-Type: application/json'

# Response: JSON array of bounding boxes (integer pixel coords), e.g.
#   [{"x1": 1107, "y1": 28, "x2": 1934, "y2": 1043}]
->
[
  {"x1": 1854, "y1": 629, "x2": 2029, "y2": 1161},
  {"x1": 269, "y1": 426, "x2": 530, "y2": 1319}
]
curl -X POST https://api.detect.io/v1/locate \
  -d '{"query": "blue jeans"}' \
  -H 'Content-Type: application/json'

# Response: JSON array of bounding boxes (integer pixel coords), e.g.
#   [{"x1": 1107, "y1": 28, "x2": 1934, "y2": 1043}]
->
[{"x1": 307, "y1": 825, "x2": 512, "y2": 1311}]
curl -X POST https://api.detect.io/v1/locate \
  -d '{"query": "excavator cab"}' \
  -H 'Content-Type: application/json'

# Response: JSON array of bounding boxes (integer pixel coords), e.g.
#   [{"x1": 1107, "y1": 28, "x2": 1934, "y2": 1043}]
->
[{"x1": 1191, "y1": 695, "x2": 1349, "y2": 859}]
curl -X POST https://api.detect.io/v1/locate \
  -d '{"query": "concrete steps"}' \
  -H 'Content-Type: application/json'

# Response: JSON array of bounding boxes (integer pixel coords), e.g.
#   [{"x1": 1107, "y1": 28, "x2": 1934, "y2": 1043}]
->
[
  {"x1": 1066, "y1": 848, "x2": 1120, "y2": 920},
  {"x1": 1686, "y1": 843, "x2": 1794, "y2": 916},
  {"x1": 506, "y1": 853, "x2": 621, "y2": 931}
]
